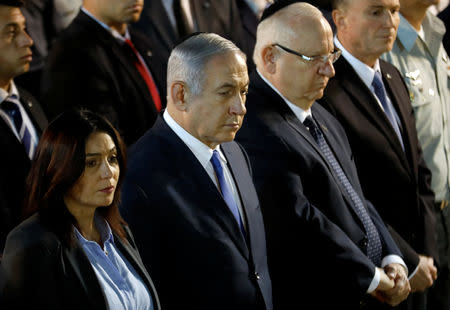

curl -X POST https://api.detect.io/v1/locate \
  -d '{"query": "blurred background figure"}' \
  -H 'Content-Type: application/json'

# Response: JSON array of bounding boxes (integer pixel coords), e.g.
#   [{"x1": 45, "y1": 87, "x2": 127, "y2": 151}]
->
[
  {"x1": 382, "y1": 0, "x2": 450, "y2": 309},
  {"x1": 14, "y1": 0, "x2": 82, "y2": 99},
  {"x1": 41, "y1": 0, "x2": 166, "y2": 146},
  {"x1": 0, "y1": 0, "x2": 48, "y2": 259},
  {"x1": 236, "y1": 0, "x2": 274, "y2": 71},
  {"x1": 1, "y1": 109, "x2": 160, "y2": 310},
  {"x1": 437, "y1": 3, "x2": 449, "y2": 54},
  {"x1": 134, "y1": 0, "x2": 246, "y2": 66}
]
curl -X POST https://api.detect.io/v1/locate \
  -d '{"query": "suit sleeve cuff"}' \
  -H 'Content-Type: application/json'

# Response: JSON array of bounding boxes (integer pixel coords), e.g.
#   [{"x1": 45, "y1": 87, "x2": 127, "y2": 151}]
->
[{"x1": 367, "y1": 267, "x2": 380, "y2": 293}]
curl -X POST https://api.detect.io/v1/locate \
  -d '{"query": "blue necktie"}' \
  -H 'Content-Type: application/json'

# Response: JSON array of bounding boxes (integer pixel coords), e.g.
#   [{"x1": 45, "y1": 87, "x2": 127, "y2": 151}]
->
[
  {"x1": 210, "y1": 150, "x2": 246, "y2": 236},
  {"x1": 1, "y1": 96, "x2": 36, "y2": 159},
  {"x1": 372, "y1": 71, "x2": 404, "y2": 150},
  {"x1": 304, "y1": 116, "x2": 382, "y2": 265}
]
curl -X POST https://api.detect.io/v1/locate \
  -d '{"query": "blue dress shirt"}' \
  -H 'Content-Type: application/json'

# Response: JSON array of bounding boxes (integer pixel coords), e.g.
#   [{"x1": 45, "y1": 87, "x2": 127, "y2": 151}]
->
[{"x1": 74, "y1": 216, "x2": 154, "y2": 310}]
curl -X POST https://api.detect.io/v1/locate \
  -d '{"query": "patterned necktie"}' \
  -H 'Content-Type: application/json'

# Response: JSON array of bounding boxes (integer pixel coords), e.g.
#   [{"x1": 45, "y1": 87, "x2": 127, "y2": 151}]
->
[
  {"x1": 1, "y1": 96, "x2": 36, "y2": 159},
  {"x1": 304, "y1": 116, "x2": 382, "y2": 265},
  {"x1": 372, "y1": 71, "x2": 404, "y2": 150},
  {"x1": 124, "y1": 38, "x2": 162, "y2": 112},
  {"x1": 210, "y1": 150, "x2": 246, "y2": 236}
]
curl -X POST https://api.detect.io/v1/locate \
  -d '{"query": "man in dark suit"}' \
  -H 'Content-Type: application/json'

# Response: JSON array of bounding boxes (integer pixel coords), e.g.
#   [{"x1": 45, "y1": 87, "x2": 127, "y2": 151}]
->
[
  {"x1": 0, "y1": 0, "x2": 48, "y2": 256},
  {"x1": 41, "y1": 0, "x2": 166, "y2": 145},
  {"x1": 236, "y1": 2, "x2": 410, "y2": 309},
  {"x1": 120, "y1": 33, "x2": 272, "y2": 310},
  {"x1": 318, "y1": 0, "x2": 438, "y2": 308},
  {"x1": 134, "y1": 0, "x2": 245, "y2": 65}
]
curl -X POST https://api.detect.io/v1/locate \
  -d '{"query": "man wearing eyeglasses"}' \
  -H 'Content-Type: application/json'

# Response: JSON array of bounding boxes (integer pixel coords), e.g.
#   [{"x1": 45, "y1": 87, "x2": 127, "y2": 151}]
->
[
  {"x1": 317, "y1": 1, "x2": 438, "y2": 309},
  {"x1": 236, "y1": 2, "x2": 409, "y2": 309}
]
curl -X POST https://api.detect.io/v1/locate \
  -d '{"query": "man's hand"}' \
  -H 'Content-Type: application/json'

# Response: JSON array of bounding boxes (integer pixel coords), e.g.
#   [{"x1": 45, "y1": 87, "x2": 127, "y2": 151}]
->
[
  {"x1": 371, "y1": 264, "x2": 410, "y2": 306},
  {"x1": 410, "y1": 255, "x2": 437, "y2": 292}
]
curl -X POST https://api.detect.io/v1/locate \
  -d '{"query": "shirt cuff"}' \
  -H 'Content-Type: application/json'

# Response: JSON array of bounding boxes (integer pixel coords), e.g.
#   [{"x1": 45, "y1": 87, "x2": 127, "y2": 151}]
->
[
  {"x1": 408, "y1": 264, "x2": 419, "y2": 280},
  {"x1": 367, "y1": 267, "x2": 380, "y2": 293},
  {"x1": 367, "y1": 255, "x2": 408, "y2": 294}
]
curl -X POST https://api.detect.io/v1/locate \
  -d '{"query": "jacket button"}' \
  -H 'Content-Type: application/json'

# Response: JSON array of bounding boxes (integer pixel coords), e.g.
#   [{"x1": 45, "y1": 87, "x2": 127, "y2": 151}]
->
[{"x1": 255, "y1": 272, "x2": 261, "y2": 281}]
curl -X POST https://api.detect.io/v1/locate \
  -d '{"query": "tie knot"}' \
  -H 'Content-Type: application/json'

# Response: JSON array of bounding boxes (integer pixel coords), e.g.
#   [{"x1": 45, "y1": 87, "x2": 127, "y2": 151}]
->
[
  {"x1": 303, "y1": 115, "x2": 316, "y2": 130},
  {"x1": 1, "y1": 98, "x2": 20, "y2": 115},
  {"x1": 372, "y1": 71, "x2": 384, "y2": 88}
]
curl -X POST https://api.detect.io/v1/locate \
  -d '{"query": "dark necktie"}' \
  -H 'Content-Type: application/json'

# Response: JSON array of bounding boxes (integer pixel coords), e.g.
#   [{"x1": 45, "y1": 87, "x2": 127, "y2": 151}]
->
[
  {"x1": 303, "y1": 116, "x2": 382, "y2": 265},
  {"x1": 210, "y1": 150, "x2": 246, "y2": 236},
  {"x1": 372, "y1": 71, "x2": 404, "y2": 150},
  {"x1": 124, "y1": 38, "x2": 162, "y2": 112},
  {"x1": 173, "y1": 0, "x2": 194, "y2": 38},
  {"x1": 1, "y1": 96, "x2": 36, "y2": 159}
]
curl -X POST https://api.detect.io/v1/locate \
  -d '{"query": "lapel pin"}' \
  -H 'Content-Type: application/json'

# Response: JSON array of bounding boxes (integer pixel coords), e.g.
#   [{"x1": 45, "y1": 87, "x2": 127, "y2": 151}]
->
[
  {"x1": 147, "y1": 50, "x2": 152, "y2": 57},
  {"x1": 386, "y1": 73, "x2": 392, "y2": 79},
  {"x1": 27, "y1": 101, "x2": 32, "y2": 108}
]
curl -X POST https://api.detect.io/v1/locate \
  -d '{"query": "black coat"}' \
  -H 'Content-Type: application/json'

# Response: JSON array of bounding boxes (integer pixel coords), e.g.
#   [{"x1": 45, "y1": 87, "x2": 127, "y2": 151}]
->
[
  {"x1": 319, "y1": 57, "x2": 437, "y2": 271},
  {"x1": 236, "y1": 72, "x2": 403, "y2": 309},
  {"x1": 41, "y1": 11, "x2": 167, "y2": 145},
  {"x1": 0, "y1": 87, "x2": 47, "y2": 255},
  {"x1": 1, "y1": 213, "x2": 161, "y2": 310},
  {"x1": 120, "y1": 116, "x2": 273, "y2": 310}
]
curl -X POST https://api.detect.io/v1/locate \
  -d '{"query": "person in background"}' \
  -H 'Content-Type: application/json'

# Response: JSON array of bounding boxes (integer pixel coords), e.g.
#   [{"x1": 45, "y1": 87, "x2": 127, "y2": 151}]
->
[
  {"x1": 120, "y1": 33, "x2": 273, "y2": 310},
  {"x1": 320, "y1": 0, "x2": 438, "y2": 308},
  {"x1": 381, "y1": 0, "x2": 450, "y2": 308},
  {"x1": 41, "y1": 0, "x2": 166, "y2": 145},
  {"x1": 0, "y1": 0, "x2": 47, "y2": 258},
  {"x1": 1, "y1": 109, "x2": 160, "y2": 310}
]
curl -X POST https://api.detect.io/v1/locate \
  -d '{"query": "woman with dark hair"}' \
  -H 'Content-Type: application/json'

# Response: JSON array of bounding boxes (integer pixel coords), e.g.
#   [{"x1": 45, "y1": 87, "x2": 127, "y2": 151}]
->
[{"x1": 1, "y1": 109, "x2": 160, "y2": 310}]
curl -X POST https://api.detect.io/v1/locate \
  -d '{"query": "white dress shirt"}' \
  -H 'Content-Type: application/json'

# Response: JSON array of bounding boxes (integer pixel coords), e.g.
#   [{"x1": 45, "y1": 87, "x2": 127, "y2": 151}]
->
[{"x1": 163, "y1": 110, "x2": 247, "y2": 229}]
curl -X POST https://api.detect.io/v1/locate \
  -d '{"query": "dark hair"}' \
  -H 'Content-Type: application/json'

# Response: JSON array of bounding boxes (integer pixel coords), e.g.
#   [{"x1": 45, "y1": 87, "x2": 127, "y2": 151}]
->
[
  {"x1": 23, "y1": 109, "x2": 128, "y2": 246},
  {"x1": 0, "y1": 0, "x2": 23, "y2": 7}
]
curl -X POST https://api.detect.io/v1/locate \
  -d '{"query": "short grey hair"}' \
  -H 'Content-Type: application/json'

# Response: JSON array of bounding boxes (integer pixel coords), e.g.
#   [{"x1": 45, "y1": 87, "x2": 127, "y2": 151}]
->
[{"x1": 167, "y1": 33, "x2": 246, "y2": 96}]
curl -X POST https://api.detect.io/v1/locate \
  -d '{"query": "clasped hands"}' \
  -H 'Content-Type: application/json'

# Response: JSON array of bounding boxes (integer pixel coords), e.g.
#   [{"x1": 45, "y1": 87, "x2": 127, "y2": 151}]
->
[{"x1": 371, "y1": 263, "x2": 410, "y2": 306}]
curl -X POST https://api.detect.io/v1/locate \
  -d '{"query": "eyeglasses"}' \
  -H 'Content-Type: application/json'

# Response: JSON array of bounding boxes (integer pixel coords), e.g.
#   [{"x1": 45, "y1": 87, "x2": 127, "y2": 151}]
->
[{"x1": 272, "y1": 43, "x2": 341, "y2": 65}]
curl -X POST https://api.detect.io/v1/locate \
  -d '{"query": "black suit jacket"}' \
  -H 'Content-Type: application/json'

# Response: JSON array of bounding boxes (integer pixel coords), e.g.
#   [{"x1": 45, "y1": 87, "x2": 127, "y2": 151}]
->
[
  {"x1": 0, "y1": 87, "x2": 47, "y2": 255},
  {"x1": 236, "y1": 72, "x2": 403, "y2": 309},
  {"x1": 135, "y1": 0, "x2": 245, "y2": 62},
  {"x1": 41, "y1": 10, "x2": 167, "y2": 145},
  {"x1": 1, "y1": 213, "x2": 161, "y2": 310},
  {"x1": 120, "y1": 116, "x2": 273, "y2": 310},
  {"x1": 319, "y1": 57, "x2": 437, "y2": 271}
]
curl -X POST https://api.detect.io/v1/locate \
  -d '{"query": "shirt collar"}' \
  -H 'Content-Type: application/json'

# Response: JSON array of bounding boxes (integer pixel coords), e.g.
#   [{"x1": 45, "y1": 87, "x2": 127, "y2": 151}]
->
[
  {"x1": 396, "y1": 13, "x2": 420, "y2": 52},
  {"x1": 256, "y1": 69, "x2": 312, "y2": 123},
  {"x1": 0, "y1": 81, "x2": 20, "y2": 103},
  {"x1": 81, "y1": 7, "x2": 130, "y2": 42},
  {"x1": 163, "y1": 110, "x2": 227, "y2": 168},
  {"x1": 334, "y1": 37, "x2": 381, "y2": 90},
  {"x1": 74, "y1": 213, "x2": 114, "y2": 245}
]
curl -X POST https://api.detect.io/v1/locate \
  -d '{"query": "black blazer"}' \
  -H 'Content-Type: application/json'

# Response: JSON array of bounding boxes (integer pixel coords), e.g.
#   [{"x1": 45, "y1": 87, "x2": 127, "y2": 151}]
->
[
  {"x1": 319, "y1": 57, "x2": 437, "y2": 271},
  {"x1": 236, "y1": 72, "x2": 403, "y2": 310},
  {"x1": 120, "y1": 116, "x2": 273, "y2": 310},
  {"x1": 1, "y1": 213, "x2": 160, "y2": 310},
  {"x1": 41, "y1": 10, "x2": 167, "y2": 145},
  {"x1": 0, "y1": 87, "x2": 47, "y2": 254},
  {"x1": 134, "y1": 0, "x2": 245, "y2": 62}
]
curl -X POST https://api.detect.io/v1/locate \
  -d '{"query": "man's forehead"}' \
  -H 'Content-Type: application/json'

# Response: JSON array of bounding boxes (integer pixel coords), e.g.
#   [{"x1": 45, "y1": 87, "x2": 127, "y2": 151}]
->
[{"x1": 0, "y1": 6, "x2": 25, "y2": 26}]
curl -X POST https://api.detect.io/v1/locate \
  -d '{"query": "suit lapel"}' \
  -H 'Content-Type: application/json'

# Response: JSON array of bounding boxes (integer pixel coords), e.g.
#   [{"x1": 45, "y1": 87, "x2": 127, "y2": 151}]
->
[
  {"x1": 114, "y1": 234, "x2": 161, "y2": 310},
  {"x1": 252, "y1": 73, "x2": 365, "y2": 227},
  {"x1": 77, "y1": 11, "x2": 155, "y2": 110},
  {"x1": 18, "y1": 87, "x2": 48, "y2": 134},
  {"x1": 64, "y1": 242, "x2": 108, "y2": 310},
  {"x1": 379, "y1": 61, "x2": 416, "y2": 173},
  {"x1": 148, "y1": 0, "x2": 178, "y2": 51},
  {"x1": 155, "y1": 118, "x2": 250, "y2": 260},
  {"x1": 334, "y1": 58, "x2": 411, "y2": 172}
]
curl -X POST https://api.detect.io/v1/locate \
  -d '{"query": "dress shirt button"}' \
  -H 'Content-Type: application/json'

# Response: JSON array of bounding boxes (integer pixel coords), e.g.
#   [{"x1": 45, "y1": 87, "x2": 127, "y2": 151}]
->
[{"x1": 255, "y1": 272, "x2": 261, "y2": 281}]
